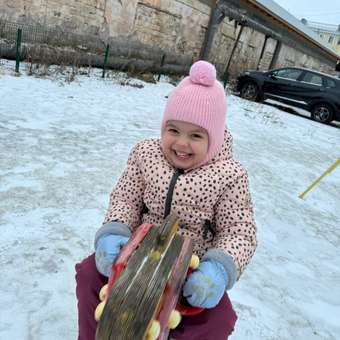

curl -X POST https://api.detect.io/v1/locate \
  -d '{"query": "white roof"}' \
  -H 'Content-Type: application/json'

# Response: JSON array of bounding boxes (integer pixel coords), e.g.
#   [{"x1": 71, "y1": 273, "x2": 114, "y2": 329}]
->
[{"x1": 253, "y1": 0, "x2": 339, "y2": 58}]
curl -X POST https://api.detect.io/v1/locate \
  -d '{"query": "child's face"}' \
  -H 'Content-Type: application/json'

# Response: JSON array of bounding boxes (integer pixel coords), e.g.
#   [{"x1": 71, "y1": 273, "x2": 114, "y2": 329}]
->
[{"x1": 161, "y1": 120, "x2": 209, "y2": 170}]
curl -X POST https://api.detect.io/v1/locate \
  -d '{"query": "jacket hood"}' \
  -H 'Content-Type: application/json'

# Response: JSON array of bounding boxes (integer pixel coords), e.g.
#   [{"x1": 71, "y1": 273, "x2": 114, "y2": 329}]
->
[{"x1": 209, "y1": 128, "x2": 233, "y2": 164}]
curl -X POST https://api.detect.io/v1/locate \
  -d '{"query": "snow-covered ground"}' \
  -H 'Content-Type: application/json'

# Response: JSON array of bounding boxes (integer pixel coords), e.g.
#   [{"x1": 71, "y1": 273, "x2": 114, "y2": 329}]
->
[{"x1": 0, "y1": 60, "x2": 339, "y2": 340}]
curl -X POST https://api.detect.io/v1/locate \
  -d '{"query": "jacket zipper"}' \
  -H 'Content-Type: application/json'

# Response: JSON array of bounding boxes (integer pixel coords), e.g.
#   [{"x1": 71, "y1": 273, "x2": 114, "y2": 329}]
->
[{"x1": 163, "y1": 168, "x2": 184, "y2": 218}]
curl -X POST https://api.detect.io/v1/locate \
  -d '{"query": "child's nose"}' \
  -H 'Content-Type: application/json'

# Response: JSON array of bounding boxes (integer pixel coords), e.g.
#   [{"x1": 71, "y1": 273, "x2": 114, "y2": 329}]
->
[{"x1": 176, "y1": 135, "x2": 189, "y2": 146}]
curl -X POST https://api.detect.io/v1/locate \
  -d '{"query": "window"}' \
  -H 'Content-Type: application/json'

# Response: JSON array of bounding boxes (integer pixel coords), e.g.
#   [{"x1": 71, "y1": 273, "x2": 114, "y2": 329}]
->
[
  {"x1": 301, "y1": 72, "x2": 323, "y2": 86},
  {"x1": 272, "y1": 68, "x2": 303, "y2": 80},
  {"x1": 324, "y1": 77, "x2": 336, "y2": 88}
]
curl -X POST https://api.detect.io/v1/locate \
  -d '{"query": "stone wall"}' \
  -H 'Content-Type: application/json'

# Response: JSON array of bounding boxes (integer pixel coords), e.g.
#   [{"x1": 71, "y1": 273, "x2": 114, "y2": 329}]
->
[
  {"x1": 132, "y1": 1, "x2": 208, "y2": 58},
  {"x1": 2, "y1": 0, "x2": 107, "y2": 35},
  {"x1": 210, "y1": 19, "x2": 270, "y2": 76},
  {"x1": 257, "y1": 38, "x2": 277, "y2": 71},
  {"x1": 1, "y1": 0, "x2": 210, "y2": 57}
]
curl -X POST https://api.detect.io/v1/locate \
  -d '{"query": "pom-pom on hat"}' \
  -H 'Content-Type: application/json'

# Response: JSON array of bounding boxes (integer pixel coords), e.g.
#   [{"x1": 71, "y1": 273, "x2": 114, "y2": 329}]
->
[{"x1": 162, "y1": 60, "x2": 227, "y2": 165}]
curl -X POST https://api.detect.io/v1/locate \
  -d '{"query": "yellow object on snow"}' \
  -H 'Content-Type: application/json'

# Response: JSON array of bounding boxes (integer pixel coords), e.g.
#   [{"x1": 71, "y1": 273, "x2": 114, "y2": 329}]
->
[{"x1": 299, "y1": 159, "x2": 340, "y2": 199}]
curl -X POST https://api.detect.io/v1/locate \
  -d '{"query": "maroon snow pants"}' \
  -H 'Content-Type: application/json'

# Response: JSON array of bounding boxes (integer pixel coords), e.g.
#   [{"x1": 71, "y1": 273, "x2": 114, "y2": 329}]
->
[{"x1": 75, "y1": 254, "x2": 237, "y2": 340}]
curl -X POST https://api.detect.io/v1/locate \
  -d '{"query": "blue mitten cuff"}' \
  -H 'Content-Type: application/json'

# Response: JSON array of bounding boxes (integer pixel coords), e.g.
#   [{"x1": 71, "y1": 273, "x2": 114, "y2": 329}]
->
[
  {"x1": 94, "y1": 221, "x2": 131, "y2": 250},
  {"x1": 202, "y1": 248, "x2": 239, "y2": 290},
  {"x1": 94, "y1": 221, "x2": 131, "y2": 277}
]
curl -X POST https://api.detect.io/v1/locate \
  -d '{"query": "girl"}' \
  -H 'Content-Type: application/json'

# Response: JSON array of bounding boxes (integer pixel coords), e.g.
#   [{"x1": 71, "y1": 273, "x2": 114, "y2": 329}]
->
[{"x1": 76, "y1": 60, "x2": 257, "y2": 340}]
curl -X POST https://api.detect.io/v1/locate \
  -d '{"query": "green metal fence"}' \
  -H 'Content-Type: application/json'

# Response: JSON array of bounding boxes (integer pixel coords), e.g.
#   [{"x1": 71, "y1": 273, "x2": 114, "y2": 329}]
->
[
  {"x1": 0, "y1": 18, "x2": 192, "y2": 77},
  {"x1": 0, "y1": 19, "x2": 103, "y2": 50}
]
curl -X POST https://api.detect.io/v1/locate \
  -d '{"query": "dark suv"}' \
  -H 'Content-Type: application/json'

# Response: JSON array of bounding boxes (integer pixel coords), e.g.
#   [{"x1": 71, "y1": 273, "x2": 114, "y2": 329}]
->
[{"x1": 236, "y1": 67, "x2": 340, "y2": 123}]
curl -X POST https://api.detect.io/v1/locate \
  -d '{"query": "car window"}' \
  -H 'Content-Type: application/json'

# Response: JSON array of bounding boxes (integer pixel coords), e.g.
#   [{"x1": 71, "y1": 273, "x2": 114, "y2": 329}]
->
[
  {"x1": 272, "y1": 68, "x2": 303, "y2": 80},
  {"x1": 301, "y1": 72, "x2": 323, "y2": 86},
  {"x1": 324, "y1": 77, "x2": 336, "y2": 88}
]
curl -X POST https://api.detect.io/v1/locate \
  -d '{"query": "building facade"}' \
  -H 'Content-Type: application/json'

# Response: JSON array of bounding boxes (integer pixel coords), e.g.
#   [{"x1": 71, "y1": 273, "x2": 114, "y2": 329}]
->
[{"x1": 301, "y1": 19, "x2": 340, "y2": 55}]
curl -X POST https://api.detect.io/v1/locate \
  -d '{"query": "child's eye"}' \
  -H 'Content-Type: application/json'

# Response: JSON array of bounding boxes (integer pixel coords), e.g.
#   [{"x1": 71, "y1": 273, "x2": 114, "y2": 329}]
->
[
  {"x1": 168, "y1": 128, "x2": 179, "y2": 134},
  {"x1": 192, "y1": 133, "x2": 203, "y2": 139}
]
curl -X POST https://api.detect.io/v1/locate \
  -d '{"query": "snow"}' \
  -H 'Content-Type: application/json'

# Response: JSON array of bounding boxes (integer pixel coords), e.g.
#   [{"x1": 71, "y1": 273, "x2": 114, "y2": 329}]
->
[{"x1": 0, "y1": 60, "x2": 339, "y2": 339}]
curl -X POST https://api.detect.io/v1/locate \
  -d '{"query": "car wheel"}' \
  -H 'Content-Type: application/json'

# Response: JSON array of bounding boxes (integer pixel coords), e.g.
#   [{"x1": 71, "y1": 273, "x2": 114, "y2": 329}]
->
[
  {"x1": 311, "y1": 104, "x2": 334, "y2": 123},
  {"x1": 240, "y1": 82, "x2": 260, "y2": 101}
]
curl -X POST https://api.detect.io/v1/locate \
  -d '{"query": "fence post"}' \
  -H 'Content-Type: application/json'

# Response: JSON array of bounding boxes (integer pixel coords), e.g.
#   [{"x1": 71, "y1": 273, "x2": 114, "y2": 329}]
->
[
  {"x1": 222, "y1": 24, "x2": 244, "y2": 88},
  {"x1": 15, "y1": 28, "x2": 22, "y2": 73},
  {"x1": 157, "y1": 54, "x2": 166, "y2": 81},
  {"x1": 223, "y1": 73, "x2": 228, "y2": 89},
  {"x1": 102, "y1": 44, "x2": 110, "y2": 78}
]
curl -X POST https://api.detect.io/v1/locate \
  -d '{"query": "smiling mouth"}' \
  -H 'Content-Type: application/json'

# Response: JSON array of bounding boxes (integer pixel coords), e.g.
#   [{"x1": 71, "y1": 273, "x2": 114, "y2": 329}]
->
[{"x1": 173, "y1": 150, "x2": 192, "y2": 159}]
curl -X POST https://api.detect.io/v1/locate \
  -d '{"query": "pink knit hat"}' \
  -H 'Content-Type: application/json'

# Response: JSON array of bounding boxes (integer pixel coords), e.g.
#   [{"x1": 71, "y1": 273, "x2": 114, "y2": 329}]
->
[{"x1": 161, "y1": 60, "x2": 226, "y2": 164}]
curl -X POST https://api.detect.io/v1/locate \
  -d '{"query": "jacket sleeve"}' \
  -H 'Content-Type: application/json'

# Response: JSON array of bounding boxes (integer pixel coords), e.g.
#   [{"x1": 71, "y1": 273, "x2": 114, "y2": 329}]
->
[
  {"x1": 103, "y1": 143, "x2": 146, "y2": 232},
  {"x1": 204, "y1": 166, "x2": 257, "y2": 288}
]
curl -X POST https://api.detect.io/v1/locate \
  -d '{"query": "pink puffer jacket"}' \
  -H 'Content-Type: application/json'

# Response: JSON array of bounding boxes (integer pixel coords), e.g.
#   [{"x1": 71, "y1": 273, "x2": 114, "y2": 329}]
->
[{"x1": 103, "y1": 130, "x2": 256, "y2": 287}]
